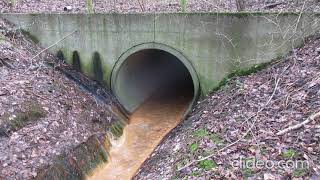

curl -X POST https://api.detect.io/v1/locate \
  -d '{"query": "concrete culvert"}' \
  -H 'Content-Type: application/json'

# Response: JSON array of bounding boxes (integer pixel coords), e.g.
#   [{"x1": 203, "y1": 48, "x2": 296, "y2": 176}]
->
[{"x1": 111, "y1": 47, "x2": 199, "y2": 113}]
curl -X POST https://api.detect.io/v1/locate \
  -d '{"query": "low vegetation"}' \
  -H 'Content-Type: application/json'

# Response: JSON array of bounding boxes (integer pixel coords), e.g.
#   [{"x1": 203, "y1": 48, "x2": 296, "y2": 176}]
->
[{"x1": 0, "y1": 101, "x2": 46, "y2": 136}]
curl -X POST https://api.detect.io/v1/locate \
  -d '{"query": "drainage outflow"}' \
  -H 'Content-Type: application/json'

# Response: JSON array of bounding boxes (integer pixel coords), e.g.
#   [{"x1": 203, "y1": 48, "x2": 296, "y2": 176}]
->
[{"x1": 111, "y1": 48, "x2": 199, "y2": 112}]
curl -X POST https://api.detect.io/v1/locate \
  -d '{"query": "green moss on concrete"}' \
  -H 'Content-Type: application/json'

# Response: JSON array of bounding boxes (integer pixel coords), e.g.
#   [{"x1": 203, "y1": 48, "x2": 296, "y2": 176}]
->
[
  {"x1": 72, "y1": 51, "x2": 82, "y2": 72},
  {"x1": 56, "y1": 50, "x2": 65, "y2": 62},
  {"x1": 4, "y1": 13, "x2": 318, "y2": 110},
  {"x1": 102, "y1": 64, "x2": 112, "y2": 87},
  {"x1": 92, "y1": 52, "x2": 104, "y2": 83},
  {"x1": 212, "y1": 61, "x2": 272, "y2": 92}
]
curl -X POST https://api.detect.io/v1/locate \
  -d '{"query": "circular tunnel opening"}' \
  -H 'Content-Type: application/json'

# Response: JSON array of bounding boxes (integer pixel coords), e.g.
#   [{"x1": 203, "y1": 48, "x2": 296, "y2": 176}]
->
[{"x1": 112, "y1": 48, "x2": 198, "y2": 113}]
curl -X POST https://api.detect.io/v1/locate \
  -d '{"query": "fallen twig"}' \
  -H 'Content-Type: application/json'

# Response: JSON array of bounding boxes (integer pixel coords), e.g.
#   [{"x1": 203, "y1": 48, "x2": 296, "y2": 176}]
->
[
  {"x1": 276, "y1": 111, "x2": 320, "y2": 136},
  {"x1": 30, "y1": 30, "x2": 77, "y2": 61},
  {"x1": 263, "y1": 2, "x2": 283, "y2": 9},
  {"x1": 0, "y1": 58, "x2": 15, "y2": 69},
  {"x1": 137, "y1": 0, "x2": 145, "y2": 12},
  {"x1": 294, "y1": 1, "x2": 306, "y2": 32}
]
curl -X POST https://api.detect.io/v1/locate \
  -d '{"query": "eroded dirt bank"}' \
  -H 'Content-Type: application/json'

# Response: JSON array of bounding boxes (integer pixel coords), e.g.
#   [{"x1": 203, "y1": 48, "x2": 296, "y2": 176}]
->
[
  {"x1": 136, "y1": 37, "x2": 320, "y2": 179},
  {"x1": 0, "y1": 18, "x2": 118, "y2": 179}
]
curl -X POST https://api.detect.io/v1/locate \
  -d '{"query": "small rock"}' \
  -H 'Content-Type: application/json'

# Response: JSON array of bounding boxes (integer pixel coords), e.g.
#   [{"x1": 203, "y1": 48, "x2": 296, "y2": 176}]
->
[{"x1": 2, "y1": 163, "x2": 8, "y2": 167}]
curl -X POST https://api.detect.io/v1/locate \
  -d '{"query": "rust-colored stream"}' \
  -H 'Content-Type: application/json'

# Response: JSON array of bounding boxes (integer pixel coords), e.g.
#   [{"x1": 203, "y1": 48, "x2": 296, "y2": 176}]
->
[{"x1": 89, "y1": 91, "x2": 192, "y2": 180}]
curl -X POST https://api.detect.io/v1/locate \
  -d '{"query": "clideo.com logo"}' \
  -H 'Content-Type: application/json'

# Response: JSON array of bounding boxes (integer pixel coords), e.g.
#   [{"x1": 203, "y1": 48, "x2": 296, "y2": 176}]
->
[{"x1": 231, "y1": 157, "x2": 310, "y2": 170}]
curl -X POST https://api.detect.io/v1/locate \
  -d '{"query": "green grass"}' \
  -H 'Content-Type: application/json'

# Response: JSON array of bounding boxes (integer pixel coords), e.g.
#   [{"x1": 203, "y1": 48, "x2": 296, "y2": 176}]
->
[
  {"x1": 180, "y1": 0, "x2": 187, "y2": 12},
  {"x1": 193, "y1": 129, "x2": 209, "y2": 138},
  {"x1": 242, "y1": 168, "x2": 254, "y2": 179},
  {"x1": 293, "y1": 168, "x2": 309, "y2": 177},
  {"x1": 198, "y1": 159, "x2": 217, "y2": 170},
  {"x1": 190, "y1": 171, "x2": 201, "y2": 177},
  {"x1": 281, "y1": 148, "x2": 297, "y2": 159},
  {"x1": 86, "y1": 0, "x2": 95, "y2": 13},
  {"x1": 189, "y1": 142, "x2": 199, "y2": 152}
]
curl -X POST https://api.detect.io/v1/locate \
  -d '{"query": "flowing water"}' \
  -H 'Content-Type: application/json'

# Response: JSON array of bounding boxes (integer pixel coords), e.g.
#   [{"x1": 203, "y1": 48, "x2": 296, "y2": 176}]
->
[{"x1": 89, "y1": 89, "x2": 192, "y2": 180}]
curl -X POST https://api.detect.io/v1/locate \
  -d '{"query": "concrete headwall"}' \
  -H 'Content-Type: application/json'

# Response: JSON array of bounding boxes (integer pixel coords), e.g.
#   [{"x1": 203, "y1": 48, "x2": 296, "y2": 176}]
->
[{"x1": 1, "y1": 13, "x2": 319, "y2": 105}]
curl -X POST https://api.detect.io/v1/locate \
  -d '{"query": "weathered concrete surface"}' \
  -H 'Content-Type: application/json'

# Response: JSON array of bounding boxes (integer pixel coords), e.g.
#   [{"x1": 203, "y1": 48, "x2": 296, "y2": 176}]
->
[{"x1": 1, "y1": 13, "x2": 319, "y2": 111}]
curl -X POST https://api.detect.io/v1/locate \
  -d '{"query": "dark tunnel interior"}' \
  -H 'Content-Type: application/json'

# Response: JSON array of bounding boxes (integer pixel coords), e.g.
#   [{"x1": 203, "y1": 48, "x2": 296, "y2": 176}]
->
[{"x1": 114, "y1": 49, "x2": 195, "y2": 112}]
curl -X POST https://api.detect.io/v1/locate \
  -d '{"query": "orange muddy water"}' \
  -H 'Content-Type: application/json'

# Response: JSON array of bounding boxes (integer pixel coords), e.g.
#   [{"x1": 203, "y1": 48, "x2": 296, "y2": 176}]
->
[{"x1": 89, "y1": 90, "x2": 192, "y2": 180}]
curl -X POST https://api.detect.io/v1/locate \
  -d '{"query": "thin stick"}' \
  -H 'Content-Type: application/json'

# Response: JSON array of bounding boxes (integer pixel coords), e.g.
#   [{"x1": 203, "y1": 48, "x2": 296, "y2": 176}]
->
[
  {"x1": 294, "y1": 1, "x2": 306, "y2": 32},
  {"x1": 276, "y1": 111, "x2": 320, "y2": 136},
  {"x1": 30, "y1": 30, "x2": 77, "y2": 61},
  {"x1": 137, "y1": 0, "x2": 145, "y2": 11}
]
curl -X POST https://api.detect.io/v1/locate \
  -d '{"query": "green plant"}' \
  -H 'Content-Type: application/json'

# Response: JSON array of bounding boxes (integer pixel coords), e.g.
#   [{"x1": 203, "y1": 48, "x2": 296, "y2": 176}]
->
[
  {"x1": 109, "y1": 121, "x2": 125, "y2": 137},
  {"x1": 242, "y1": 168, "x2": 254, "y2": 178},
  {"x1": 281, "y1": 148, "x2": 297, "y2": 159},
  {"x1": 293, "y1": 168, "x2": 309, "y2": 177},
  {"x1": 180, "y1": 0, "x2": 187, "y2": 12},
  {"x1": 198, "y1": 159, "x2": 217, "y2": 170},
  {"x1": 190, "y1": 171, "x2": 201, "y2": 177},
  {"x1": 86, "y1": 0, "x2": 95, "y2": 13},
  {"x1": 189, "y1": 142, "x2": 198, "y2": 152},
  {"x1": 193, "y1": 129, "x2": 209, "y2": 138}
]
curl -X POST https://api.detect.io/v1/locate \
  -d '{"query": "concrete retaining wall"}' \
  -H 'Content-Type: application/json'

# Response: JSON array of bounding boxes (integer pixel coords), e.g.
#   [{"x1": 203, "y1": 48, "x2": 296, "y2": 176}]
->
[{"x1": 1, "y1": 13, "x2": 319, "y2": 110}]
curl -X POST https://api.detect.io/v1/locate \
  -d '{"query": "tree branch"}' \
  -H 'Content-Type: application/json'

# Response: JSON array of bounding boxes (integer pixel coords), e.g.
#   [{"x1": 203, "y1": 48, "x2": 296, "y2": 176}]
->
[{"x1": 276, "y1": 111, "x2": 320, "y2": 136}]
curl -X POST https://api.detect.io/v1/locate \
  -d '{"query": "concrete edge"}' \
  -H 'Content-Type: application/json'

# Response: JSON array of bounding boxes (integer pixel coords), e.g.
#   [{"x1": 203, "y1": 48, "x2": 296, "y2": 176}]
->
[{"x1": 110, "y1": 42, "x2": 200, "y2": 113}]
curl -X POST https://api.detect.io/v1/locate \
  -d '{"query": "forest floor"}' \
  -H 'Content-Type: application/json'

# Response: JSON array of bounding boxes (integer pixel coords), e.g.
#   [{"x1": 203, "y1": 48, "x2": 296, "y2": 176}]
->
[
  {"x1": 0, "y1": 0, "x2": 320, "y2": 13},
  {"x1": 136, "y1": 36, "x2": 320, "y2": 179},
  {"x1": 0, "y1": 18, "x2": 117, "y2": 179}
]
